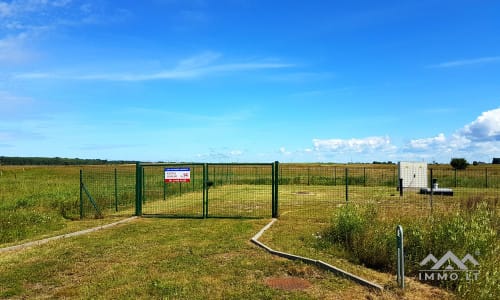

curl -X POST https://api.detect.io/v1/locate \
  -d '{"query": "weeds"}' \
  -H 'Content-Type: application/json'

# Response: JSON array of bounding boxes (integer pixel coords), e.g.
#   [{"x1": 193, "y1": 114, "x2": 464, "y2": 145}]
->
[{"x1": 323, "y1": 199, "x2": 499, "y2": 299}]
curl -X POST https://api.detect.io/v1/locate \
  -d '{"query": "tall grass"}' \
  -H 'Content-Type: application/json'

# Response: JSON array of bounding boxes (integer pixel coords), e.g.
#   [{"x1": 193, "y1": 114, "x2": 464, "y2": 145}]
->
[
  {"x1": 0, "y1": 165, "x2": 135, "y2": 245},
  {"x1": 322, "y1": 197, "x2": 499, "y2": 299}
]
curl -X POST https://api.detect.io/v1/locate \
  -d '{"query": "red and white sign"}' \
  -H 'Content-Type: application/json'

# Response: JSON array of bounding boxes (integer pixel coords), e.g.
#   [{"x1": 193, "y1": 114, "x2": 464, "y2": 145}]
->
[{"x1": 164, "y1": 167, "x2": 191, "y2": 183}]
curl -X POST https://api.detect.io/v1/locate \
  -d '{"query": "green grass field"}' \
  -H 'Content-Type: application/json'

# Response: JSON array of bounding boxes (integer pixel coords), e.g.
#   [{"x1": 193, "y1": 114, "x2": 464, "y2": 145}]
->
[{"x1": 1, "y1": 164, "x2": 498, "y2": 299}]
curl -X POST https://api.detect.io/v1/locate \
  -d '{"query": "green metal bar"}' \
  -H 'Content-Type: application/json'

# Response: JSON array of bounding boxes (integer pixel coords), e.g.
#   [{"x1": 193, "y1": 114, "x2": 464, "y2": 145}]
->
[
  {"x1": 345, "y1": 168, "x2": 349, "y2": 204},
  {"x1": 429, "y1": 168, "x2": 433, "y2": 215},
  {"x1": 163, "y1": 181, "x2": 166, "y2": 200},
  {"x1": 272, "y1": 162, "x2": 276, "y2": 218},
  {"x1": 203, "y1": 163, "x2": 208, "y2": 218},
  {"x1": 82, "y1": 182, "x2": 102, "y2": 217},
  {"x1": 334, "y1": 167, "x2": 336, "y2": 186},
  {"x1": 114, "y1": 168, "x2": 118, "y2": 212},
  {"x1": 142, "y1": 167, "x2": 145, "y2": 203},
  {"x1": 454, "y1": 168, "x2": 457, "y2": 187},
  {"x1": 80, "y1": 169, "x2": 84, "y2": 219},
  {"x1": 396, "y1": 225, "x2": 405, "y2": 289},
  {"x1": 485, "y1": 168, "x2": 488, "y2": 188},
  {"x1": 274, "y1": 161, "x2": 279, "y2": 217},
  {"x1": 140, "y1": 162, "x2": 205, "y2": 167},
  {"x1": 135, "y1": 162, "x2": 142, "y2": 216}
]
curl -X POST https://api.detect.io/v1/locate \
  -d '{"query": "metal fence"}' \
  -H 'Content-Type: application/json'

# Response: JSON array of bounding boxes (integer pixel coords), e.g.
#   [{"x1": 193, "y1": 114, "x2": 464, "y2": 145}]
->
[
  {"x1": 277, "y1": 164, "x2": 499, "y2": 221},
  {"x1": 79, "y1": 165, "x2": 136, "y2": 218},
  {"x1": 1, "y1": 163, "x2": 497, "y2": 222},
  {"x1": 137, "y1": 163, "x2": 277, "y2": 218},
  {"x1": 76, "y1": 162, "x2": 500, "y2": 220}
]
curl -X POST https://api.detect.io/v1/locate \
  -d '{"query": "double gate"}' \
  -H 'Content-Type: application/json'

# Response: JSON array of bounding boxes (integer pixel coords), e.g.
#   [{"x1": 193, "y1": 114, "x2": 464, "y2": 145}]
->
[{"x1": 135, "y1": 162, "x2": 279, "y2": 218}]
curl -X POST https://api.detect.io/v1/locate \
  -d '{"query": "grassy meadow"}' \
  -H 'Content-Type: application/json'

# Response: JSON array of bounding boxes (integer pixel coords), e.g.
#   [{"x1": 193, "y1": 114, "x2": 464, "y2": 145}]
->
[{"x1": 1, "y1": 163, "x2": 499, "y2": 299}]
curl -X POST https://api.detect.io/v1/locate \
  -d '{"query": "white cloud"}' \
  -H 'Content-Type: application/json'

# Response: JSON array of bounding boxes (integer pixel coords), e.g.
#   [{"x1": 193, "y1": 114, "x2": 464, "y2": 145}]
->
[
  {"x1": 460, "y1": 108, "x2": 500, "y2": 141},
  {"x1": 195, "y1": 148, "x2": 245, "y2": 162},
  {"x1": 403, "y1": 108, "x2": 500, "y2": 161},
  {"x1": 310, "y1": 108, "x2": 500, "y2": 162},
  {"x1": 313, "y1": 136, "x2": 394, "y2": 153},
  {"x1": 429, "y1": 56, "x2": 500, "y2": 68},
  {"x1": 14, "y1": 52, "x2": 294, "y2": 81},
  {"x1": 408, "y1": 133, "x2": 447, "y2": 150},
  {"x1": 279, "y1": 147, "x2": 291, "y2": 155}
]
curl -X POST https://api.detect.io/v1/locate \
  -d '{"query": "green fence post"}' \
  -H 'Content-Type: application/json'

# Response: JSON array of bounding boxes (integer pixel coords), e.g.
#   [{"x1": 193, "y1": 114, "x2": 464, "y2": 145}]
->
[
  {"x1": 135, "y1": 162, "x2": 142, "y2": 216},
  {"x1": 429, "y1": 168, "x2": 433, "y2": 215},
  {"x1": 274, "y1": 161, "x2": 279, "y2": 217},
  {"x1": 163, "y1": 181, "x2": 167, "y2": 200},
  {"x1": 485, "y1": 168, "x2": 488, "y2": 188},
  {"x1": 454, "y1": 168, "x2": 457, "y2": 187},
  {"x1": 142, "y1": 167, "x2": 145, "y2": 203},
  {"x1": 80, "y1": 169, "x2": 84, "y2": 219},
  {"x1": 203, "y1": 163, "x2": 208, "y2": 218},
  {"x1": 114, "y1": 168, "x2": 118, "y2": 212},
  {"x1": 396, "y1": 225, "x2": 405, "y2": 289},
  {"x1": 345, "y1": 168, "x2": 349, "y2": 204},
  {"x1": 334, "y1": 166, "x2": 336, "y2": 186},
  {"x1": 192, "y1": 168, "x2": 195, "y2": 192},
  {"x1": 272, "y1": 162, "x2": 275, "y2": 217}
]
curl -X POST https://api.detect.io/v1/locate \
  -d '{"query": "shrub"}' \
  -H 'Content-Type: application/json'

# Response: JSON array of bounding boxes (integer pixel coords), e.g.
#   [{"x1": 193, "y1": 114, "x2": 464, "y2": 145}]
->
[{"x1": 450, "y1": 158, "x2": 469, "y2": 170}]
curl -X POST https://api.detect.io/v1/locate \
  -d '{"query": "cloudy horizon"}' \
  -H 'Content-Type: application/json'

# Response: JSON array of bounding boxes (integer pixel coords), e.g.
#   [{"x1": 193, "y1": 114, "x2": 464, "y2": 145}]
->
[{"x1": 1, "y1": 1, "x2": 499, "y2": 163}]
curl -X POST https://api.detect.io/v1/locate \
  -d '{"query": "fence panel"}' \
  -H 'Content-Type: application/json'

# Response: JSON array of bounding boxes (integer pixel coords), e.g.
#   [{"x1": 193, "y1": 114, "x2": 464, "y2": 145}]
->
[
  {"x1": 140, "y1": 163, "x2": 204, "y2": 217},
  {"x1": 206, "y1": 163, "x2": 273, "y2": 218},
  {"x1": 278, "y1": 164, "x2": 344, "y2": 221},
  {"x1": 80, "y1": 165, "x2": 136, "y2": 218}
]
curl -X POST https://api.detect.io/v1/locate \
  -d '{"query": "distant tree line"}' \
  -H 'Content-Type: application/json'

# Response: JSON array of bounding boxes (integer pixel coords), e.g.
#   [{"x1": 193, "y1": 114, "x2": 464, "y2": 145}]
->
[
  {"x1": 0, "y1": 156, "x2": 136, "y2": 165},
  {"x1": 372, "y1": 161, "x2": 395, "y2": 165}
]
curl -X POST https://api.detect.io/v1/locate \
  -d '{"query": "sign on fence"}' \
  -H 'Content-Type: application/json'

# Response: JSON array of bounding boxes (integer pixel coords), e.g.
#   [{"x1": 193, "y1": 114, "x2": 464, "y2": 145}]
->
[{"x1": 164, "y1": 167, "x2": 191, "y2": 183}]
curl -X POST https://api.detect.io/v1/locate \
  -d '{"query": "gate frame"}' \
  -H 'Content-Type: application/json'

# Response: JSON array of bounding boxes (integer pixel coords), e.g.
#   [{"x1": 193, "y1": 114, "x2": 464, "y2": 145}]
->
[{"x1": 135, "y1": 161, "x2": 279, "y2": 218}]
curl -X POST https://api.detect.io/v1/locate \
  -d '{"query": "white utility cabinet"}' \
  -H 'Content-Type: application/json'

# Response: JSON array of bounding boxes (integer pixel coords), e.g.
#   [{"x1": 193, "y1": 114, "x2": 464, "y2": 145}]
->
[{"x1": 398, "y1": 161, "x2": 428, "y2": 188}]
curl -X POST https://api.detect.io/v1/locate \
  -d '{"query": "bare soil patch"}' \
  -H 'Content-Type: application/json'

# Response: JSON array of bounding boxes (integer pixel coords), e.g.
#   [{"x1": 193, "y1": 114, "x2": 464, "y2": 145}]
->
[{"x1": 265, "y1": 277, "x2": 312, "y2": 291}]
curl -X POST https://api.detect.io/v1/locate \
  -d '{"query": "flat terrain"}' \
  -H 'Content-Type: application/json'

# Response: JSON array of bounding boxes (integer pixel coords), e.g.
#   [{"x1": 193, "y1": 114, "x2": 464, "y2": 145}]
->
[{"x1": 0, "y1": 217, "x2": 453, "y2": 299}]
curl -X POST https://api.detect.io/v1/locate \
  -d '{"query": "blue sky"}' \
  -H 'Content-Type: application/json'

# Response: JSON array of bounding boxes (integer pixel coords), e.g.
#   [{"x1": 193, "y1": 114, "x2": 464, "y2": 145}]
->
[{"x1": 1, "y1": 0, "x2": 499, "y2": 163}]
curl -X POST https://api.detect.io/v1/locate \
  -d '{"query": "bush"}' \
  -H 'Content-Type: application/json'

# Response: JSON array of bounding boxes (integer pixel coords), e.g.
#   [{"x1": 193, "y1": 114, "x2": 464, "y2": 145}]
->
[{"x1": 450, "y1": 158, "x2": 469, "y2": 170}]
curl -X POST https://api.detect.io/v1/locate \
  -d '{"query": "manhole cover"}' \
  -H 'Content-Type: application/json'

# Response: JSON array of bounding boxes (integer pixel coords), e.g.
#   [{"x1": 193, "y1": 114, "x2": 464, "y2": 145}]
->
[
  {"x1": 265, "y1": 277, "x2": 312, "y2": 291},
  {"x1": 293, "y1": 191, "x2": 314, "y2": 195}
]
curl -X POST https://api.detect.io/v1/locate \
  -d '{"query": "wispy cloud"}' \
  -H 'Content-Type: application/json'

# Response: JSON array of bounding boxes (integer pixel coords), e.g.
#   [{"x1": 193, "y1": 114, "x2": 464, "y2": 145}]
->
[
  {"x1": 126, "y1": 106, "x2": 254, "y2": 124},
  {"x1": 313, "y1": 136, "x2": 395, "y2": 153},
  {"x1": 429, "y1": 56, "x2": 500, "y2": 68},
  {"x1": 195, "y1": 148, "x2": 245, "y2": 162},
  {"x1": 0, "y1": 0, "x2": 132, "y2": 65},
  {"x1": 0, "y1": 32, "x2": 34, "y2": 63},
  {"x1": 14, "y1": 52, "x2": 294, "y2": 81}
]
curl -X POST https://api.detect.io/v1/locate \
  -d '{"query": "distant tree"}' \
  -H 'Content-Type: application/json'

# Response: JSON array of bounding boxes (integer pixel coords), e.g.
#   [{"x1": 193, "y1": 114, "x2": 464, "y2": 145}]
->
[
  {"x1": 493, "y1": 158, "x2": 500, "y2": 164},
  {"x1": 450, "y1": 158, "x2": 469, "y2": 170}
]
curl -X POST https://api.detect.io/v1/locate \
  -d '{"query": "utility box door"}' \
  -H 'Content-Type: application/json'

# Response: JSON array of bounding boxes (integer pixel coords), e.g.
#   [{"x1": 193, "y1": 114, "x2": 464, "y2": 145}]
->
[{"x1": 398, "y1": 162, "x2": 427, "y2": 188}]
